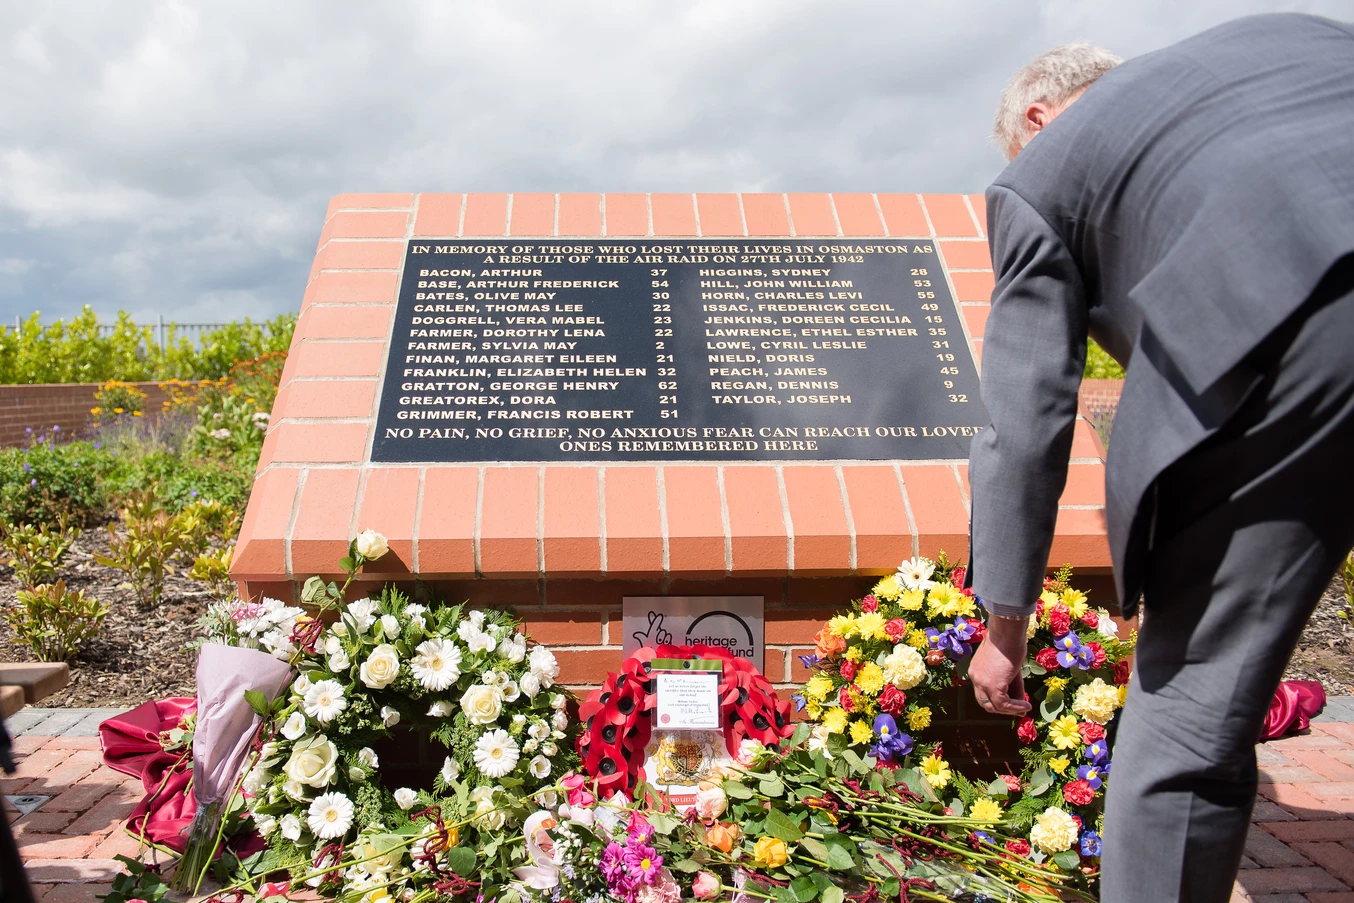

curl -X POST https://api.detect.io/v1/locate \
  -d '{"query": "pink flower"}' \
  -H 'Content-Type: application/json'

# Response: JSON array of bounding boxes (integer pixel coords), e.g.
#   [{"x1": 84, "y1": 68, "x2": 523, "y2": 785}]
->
[
  {"x1": 693, "y1": 871, "x2": 721, "y2": 900},
  {"x1": 635, "y1": 869, "x2": 682, "y2": 903},
  {"x1": 561, "y1": 772, "x2": 596, "y2": 808},
  {"x1": 693, "y1": 783, "x2": 727, "y2": 821},
  {"x1": 860, "y1": 595, "x2": 879, "y2": 614}
]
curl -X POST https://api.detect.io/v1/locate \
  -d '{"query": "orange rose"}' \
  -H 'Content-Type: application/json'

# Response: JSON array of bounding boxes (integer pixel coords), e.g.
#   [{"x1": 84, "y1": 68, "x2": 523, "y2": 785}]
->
[
  {"x1": 813, "y1": 625, "x2": 847, "y2": 660},
  {"x1": 705, "y1": 822, "x2": 739, "y2": 853}
]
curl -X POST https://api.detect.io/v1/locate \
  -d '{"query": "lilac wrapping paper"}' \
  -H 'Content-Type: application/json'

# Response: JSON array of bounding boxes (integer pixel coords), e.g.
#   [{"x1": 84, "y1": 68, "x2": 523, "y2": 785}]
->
[{"x1": 192, "y1": 643, "x2": 294, "y2": 805}]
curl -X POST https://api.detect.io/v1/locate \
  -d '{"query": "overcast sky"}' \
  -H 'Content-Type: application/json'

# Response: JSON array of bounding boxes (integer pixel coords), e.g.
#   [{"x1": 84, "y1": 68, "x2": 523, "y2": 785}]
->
[{"x1": 2, "y1": 0, "x2": 1351, "y2": 326}]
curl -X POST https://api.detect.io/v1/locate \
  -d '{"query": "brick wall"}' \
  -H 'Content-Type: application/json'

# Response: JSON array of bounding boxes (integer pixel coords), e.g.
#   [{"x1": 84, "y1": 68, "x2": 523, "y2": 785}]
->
[{"x1": 0, "y1": 382, "x2": 169, "y2": 447}]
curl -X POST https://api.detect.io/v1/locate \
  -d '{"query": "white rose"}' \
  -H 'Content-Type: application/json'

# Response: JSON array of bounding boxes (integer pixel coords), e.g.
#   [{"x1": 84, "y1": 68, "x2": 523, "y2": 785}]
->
[
  {"x1": 253, "y1": 812, "x2": 277, "y2": 837},
  {"x1": 332, "y1": 620, "x2": 349, "y2": 638},
  {"x1": 551, "y1": 693, "x2": 567, "y2": 712},
  {"x1": 360, "y1": 644, "x2": 401, "y2": 689},
  {"x1": 283, "y1": 735, "x2": 340, "y2": 788},
  {"x1": 457, "y1": 621, "x2": 480, "y2": 644},
  {"x1": 441, "y1": 756, "x2": 460, "y2": 783},
  {"x1": 380, "y1": 705, "x2": 401, "y2": 727},
  {"x1": 242, "y1": 766, "x2": 271, "y2": 795},
  {"x1": 358, "y1": 747, "x2": 379, "y2": 768},
  {"x1": 461, "y1": 684, "x2": 505, "y2": 725},
  {"x1": 519, "y1": 672, "x2": 541, "y2": 699},
  {"x1": 292, "y1": 674, "x2": 313, "y2": 696},
  {"x1": 380, "y1": 614, "x2": 400, "y2": 638},
  {"x1": 329, "y1": 650, "x2": 350, "y2": 672},
  {"x1": 325, "y1": 636, "x2": 342, "y2": 655},
  {"x1": 394, "y1": 788, "x2": 418, "y2": 810},
  {"x1": 280, "y1": 813, "x2": 302, "y2": 841},
  {"x1": 281, "y1": 712, "x2": 307, "y2": 741},
  {"x1": 355, "y1": 529, "x2": 389, "y2": 560}
]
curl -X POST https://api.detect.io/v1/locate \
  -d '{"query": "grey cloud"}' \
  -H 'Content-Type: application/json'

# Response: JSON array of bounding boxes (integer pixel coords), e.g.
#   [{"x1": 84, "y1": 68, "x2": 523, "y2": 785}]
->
[{"x1": 1, "y1": 0, "x2": 1350, "y2": 324}]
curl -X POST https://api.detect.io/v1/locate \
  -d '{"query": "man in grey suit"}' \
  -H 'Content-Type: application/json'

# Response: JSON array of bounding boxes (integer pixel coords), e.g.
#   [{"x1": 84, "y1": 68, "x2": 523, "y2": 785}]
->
[{"x1": 964, "y1": 14, "x2": 1354, "y2": 902}]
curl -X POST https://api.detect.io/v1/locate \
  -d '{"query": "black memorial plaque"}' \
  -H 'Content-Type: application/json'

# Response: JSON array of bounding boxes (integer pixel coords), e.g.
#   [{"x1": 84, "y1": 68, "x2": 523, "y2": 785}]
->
[{"x1": 371, "y1": 239, "x2": 987, "y2": 462}]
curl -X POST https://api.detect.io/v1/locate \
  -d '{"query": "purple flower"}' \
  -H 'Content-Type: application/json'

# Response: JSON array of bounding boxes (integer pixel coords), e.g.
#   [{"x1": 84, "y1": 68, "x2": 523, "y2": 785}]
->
[
  {"x1": 29, "y1": 478, "x2": 36, "y2": 488},
  {"x1": 792, "y1": 694, "x2": 807, "y2": 712},
  {"x1": 622, "y1": 842, "x2": 663, "y2": 884},
  {"x1": 927, "y1": 622, "x2": 974, "y2": 660},
  {"x1": 868, "y1": 714, "x2": 913, "y2": 762},
  {"x1": 1076, "y1": 763, "x2": 1104, "y2": 790},
  {"x1": 93, "y1": 442, "x2": 101, "y2": 450},
  {"x1": 22, "y1": 462, "x2": 30, "y2": 473},
  {"x1": 1079, "y1": 830, "x2": 1102, "y2": 857},
  {"x1": 950, "y1": 616, "x2": 976, "y2": 641},
  {"x1": 1055, "y1": 632, "x2": 1093, "y2": 669},
  {"x1": 52, "y1": 425, "x2": 60, "y2": 432},
  {"x1": 973, "y1": 830, "x2": 995, "y2": 845},
  {"x1": 190, "y1": 489, "x2": 199, "y2": 498},
  {"x1": 797, "y1": 652, "x2": 820, "y2": 670},
  {"x1": 1084, "y1": 740, "x2": 1109, "y2": 765}
]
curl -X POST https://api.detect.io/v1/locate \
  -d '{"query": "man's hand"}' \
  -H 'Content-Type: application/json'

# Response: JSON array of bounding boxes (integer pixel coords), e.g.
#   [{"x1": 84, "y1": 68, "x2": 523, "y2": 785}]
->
[{"x1": 970, "y1": 615, "x2": 1032, "y2": 715}]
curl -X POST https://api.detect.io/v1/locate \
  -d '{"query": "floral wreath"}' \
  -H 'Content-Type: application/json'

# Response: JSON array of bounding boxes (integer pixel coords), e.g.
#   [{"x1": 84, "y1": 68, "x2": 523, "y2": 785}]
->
[
  {"x1": 577, "y1": 644, "x2": 795, "y2": 795},
  {"x1": 206, "y1": 574, "x2": 579, "y2": 900},
  {"x1": 798, "y1": 557, "x2": 1135, "y2": 893}
]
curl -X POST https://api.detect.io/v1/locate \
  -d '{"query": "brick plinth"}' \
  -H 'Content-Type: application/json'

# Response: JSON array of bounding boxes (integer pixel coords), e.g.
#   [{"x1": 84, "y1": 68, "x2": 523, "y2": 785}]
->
[{"x1": 233, "y1": 192, "x2": 1113, "y2": 687}]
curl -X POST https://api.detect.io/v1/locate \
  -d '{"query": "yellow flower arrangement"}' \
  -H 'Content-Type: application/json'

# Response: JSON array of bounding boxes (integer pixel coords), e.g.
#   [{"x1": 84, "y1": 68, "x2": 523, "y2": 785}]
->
[
  {"x1": 843, "y1": 646, "x2": 864, "y2": 663},
  {"x1": 827, "y1": 615, "x2": 853, "y2": 638},
  {"x1": 1072, "y1": 678, "x2": 1122, "y2": 725},
  {"x1": 919, "y1": 753, "x2": 951, "y2": 789},
  {"x1": 906, "y1": 706, "x2": 932, "y2": 731},
  {"x1": 1044, "y1": 676, "x2": 1069, "y2": 692},
  {"x1": 898, "y1": 588, "x2": 926, "y2": 611},
  {"x1": 855, "y1": 662, "x2": 885, "y2": 695},
  {"x1": 1048, "y1": 715, "x2": 1082, "y2": 750},
  {"x1": 821, "y1": 708, "x2": 849, "y2": 734},
  {"x1": 803, "y1": 675, "x2": 833, "y2": 702},
  {"x1": 854, "y1": 611, "x2": 886, "y2": 640},
  {"x1": 968, "y1": 798, "x2": 1004, "y2": 825},
  {"x1": 849, "y1": 719, "x2": 874, "y2": 745},
  {"x1": 926, "y1": 584, "x2": 967, "y2": 619},
  {"x1": 872, "y1": 574, "x2": 903, "y2": 600},
  {"x1": 1048, "y1": 756, "x2": 1071, "y2": 775},
  {"x1": 906, "y1": 628, "x2": 929, "y2": 650},
  {"x1": 1060, "y1": 588, "x2": 1089, "y2": 618}
]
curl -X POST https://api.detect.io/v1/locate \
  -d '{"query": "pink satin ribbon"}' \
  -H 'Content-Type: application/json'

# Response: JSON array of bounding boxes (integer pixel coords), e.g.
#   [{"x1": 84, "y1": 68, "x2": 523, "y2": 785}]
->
[{"x1": 1260, "y1": 679, "x2": 1327, "y2": 741}]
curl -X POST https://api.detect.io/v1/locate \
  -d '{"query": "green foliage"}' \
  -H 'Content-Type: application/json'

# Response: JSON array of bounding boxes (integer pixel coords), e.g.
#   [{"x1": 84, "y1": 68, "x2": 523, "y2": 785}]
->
[
  {"x1": 105, "y1": 450, "x2": 252, "y2": 514},
  {"x1": 99, "y1": 855, "x2": 170, "y2": 903},
  {"x1": 1, "y1": 520, "x2": 77, "y2": 586},
  {"x1": 188, "y1": 393, "x2": 268, "y2": 464},
  {"x1": 92, "y1": 380, "x2": 148, "y2": 416},
  {"x1": 1340, "y1": 550, "x2": 1354, "y2": 623},
  {"x1": 0, "y1": 441, "x2": 111, "y2": 529},
  {"x1": 6, "y1": 579, "x2": 108, "y2": 662},
  {"x1": 0, "y1": 306, "x2": 295, "y2": 384},
  {"x1": 95, "y1": 492, "x2": 206, "y2": 607},
  {"x1": 1084, "y1": 338, "x2": 1125, "y2": 379}
]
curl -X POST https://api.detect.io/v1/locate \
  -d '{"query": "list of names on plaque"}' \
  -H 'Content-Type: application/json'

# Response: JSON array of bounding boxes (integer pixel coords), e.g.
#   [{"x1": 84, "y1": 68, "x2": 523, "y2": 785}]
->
[{"x1": 370, "y1": 240, "x2": 987, "y2": 462}]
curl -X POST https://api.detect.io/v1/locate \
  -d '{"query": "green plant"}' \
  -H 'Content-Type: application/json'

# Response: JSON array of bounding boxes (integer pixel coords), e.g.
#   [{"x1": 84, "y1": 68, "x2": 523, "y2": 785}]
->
[
  {"x1": 189, "y1": 543, "x2": 235, "y2": 600},
  {"x1": 1, "y1": 521, "x2": 77, "y2": 586},
  {"x1": 0, "y1": 441, "x2": 111, "y2": 529},
  {"x1": 188, "y1": 394, "x2": 268, "y2": 464},
  {"x1": 99, "y1": 855, "x2": 170, "y2": 903},
  {"x1": 5, "y1": 579, "x2": 107, "y2": 662},
  {"x1": 1084, "y1": 339, "x2": 1125, "y2": 379},
  {"x1": 1340, "y1": 550, "x2": 1353, "y2": 623},
  {"x1": 92, "y1": 380, "x2": 148, "y2": 418},
  {"x1": 96, "y1": 505, "x2": 200, "y2": 607}
]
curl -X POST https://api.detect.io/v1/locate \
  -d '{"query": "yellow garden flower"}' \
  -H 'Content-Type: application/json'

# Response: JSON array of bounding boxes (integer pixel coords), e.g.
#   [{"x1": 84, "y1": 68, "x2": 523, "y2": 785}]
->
[
  {"x1": 906, "y1": 628, "x2": 929, "y2": 650},
  {"x1": 898, "y1": 588, "x2": 926, "y2": 611},
  {"x1": 1072, "y1": 678, "x2": 1122, "y2": 725},
  {"x1": 1119, "y1": 685, "x2": 1130, "y2": 706},
  {"x1": 926, "y1": 584, "x2": 965, "y2": 619},
  {"x1": 753, "y1": 836, "x2": 789, "y2": 869},
  {"x1": 855, "y1": 612, "x2": 886, "y2": 641},
  {"x1": 969, "y1": 798, "x2": 1004, "y2": 825},
  {"x1": 855, "y1": 662, "x2": 886, "y2": 696},
  {"x1": 849, "y1": 719, "x2": 874, "y2": 745},
  {"x1": 843, "y1": 646, "x2": 864, "y2": 663},
  {"x1": 828, "y1": 615, "x2": 854, "y2": 638},
  {"x1": 954, "y1": 594, "x2": 977, "y2": 619},
  {"x1": 1060, "y1": 589, "x2": 1089, "y2": 618},
  {"x1": 806, "y1": 702, "x2": 822, "y2": 720},
  {"x1": 906, "y1": 706, "x2": 932, "y2": 731},
  {"x1": 1044, "y1": 676, "x2": 1069, "y2": 692},
  {"x1": 1039, "y1": 589, "x2": 1059, "y2": 609},
  {"x1": 1048, "y1": 715, "x2": 1082, "y2": 750},
  {"x1": 1048, "y1": 756, "x2": 1071, "y2": 775},
  {"x1": 873, "y1": 574, "x2": 903, "y2": 600},
  {"x1": 920, "y1": 753, "x2": 951, "y2": 789},
  {"x1": 803, "y1": 675, "x2": 833, "y2": 702},
  {"x1": 822, "y1": 708, "x2": 849, "y2": 735}
]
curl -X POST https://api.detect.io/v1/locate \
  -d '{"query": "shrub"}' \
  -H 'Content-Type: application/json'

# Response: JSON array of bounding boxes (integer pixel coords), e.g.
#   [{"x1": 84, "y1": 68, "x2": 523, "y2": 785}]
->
[
  {"x1": 106, "y1": 452, "x2": 251, "y2": 514},
  {"x1": 96, "y1": 502, "x2": 201, "y2": 607},
  {"x1": 1, "y1": 521, "x2": 77, "y2": 586},
  {"x1": 188, "y1": 544, "x2": 235, "y2": 601},
  {"x1": 92, "y1": 380, "x2": 148, "y2": 418},
  {"x1": 1085, "y1": 339, "x2": 1126, "y2": 379},
  {"x1": 5, "y1": 580, "x2": 107, "y2": 662},
  {"x1": 0, "y1": 442, "x2": 111, "y2": 529}
]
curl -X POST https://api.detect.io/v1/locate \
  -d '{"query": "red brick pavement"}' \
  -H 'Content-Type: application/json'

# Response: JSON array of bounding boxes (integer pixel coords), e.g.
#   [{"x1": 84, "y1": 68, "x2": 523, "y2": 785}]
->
[{"x1": 10, "y1": 726, "x2": 1354, "y2": 901}]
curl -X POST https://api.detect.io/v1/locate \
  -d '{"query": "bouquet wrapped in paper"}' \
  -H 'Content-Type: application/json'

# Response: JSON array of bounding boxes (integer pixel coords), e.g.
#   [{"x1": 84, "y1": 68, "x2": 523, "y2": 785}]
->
[{"x1": 175, "y1": 643, "x2": 293, "y2": 892}]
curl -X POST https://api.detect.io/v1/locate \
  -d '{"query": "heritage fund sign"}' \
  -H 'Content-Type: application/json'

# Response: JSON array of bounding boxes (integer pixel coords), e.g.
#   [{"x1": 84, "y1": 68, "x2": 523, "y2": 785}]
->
[
  {"x1": 371, "y1": 239, "x2": 987, "y2": 462},
  {"x1": 622, "y1": 596, "x2": 764, "y2": 672}
]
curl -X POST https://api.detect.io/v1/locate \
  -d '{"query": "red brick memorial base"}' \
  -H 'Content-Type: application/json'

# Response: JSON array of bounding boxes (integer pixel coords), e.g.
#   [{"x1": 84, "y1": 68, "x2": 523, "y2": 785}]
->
[{"x1": 230, "y1": 192, "x2": 1114, "y2": 771}]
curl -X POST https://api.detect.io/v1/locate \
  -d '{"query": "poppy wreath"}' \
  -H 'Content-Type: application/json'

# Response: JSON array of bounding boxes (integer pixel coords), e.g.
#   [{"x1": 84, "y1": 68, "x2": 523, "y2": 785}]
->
[{"x1": 577, "y1": 643, "x2": 795, "y2": 795}]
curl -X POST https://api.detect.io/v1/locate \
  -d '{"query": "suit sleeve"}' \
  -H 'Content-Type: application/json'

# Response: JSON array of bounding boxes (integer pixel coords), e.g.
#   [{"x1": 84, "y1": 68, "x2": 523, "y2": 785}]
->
[{"x1": 968, "y1": 185, "x2": 1088, "y2": 617}]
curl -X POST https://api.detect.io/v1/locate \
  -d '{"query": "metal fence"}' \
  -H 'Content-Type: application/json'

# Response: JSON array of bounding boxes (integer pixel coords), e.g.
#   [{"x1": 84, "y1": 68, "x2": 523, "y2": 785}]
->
[{"x1": 10, "y1": 315, "x2": 228, "y2": 349}]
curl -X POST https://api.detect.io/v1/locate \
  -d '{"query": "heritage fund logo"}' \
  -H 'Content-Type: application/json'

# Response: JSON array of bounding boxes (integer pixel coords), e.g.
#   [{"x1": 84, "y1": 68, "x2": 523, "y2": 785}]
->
[{"x1": 621, "y1": 596, "x2": 764, "y2": 670}]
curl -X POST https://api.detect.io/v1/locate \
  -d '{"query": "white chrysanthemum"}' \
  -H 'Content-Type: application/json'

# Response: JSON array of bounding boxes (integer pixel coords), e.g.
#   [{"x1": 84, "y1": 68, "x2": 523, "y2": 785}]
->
[
  {"x1": 456, "y1": 620, "x2": 481, "y2": 644},
  {"x1": 1030, "y1": 807, "x2": 1078, "y2": 853},
  {"x1": 253, "y1": 812, "x2": 277, "y2": 837},
  {"x1": 303, "y1": 680, "x2": 347, "y2": 724},
  {"x1": 528, "y1": 755, "x2": 551, "y2": 780},
  {"x1": 411, "y1": 639, "x2": 463, "y2": 691},
  {"x1": 345, "y1": 598, "x2": 380, "y2": 634},
  {"x1": 307, "y1": 792, "x2": 355, "y2": 840},
  {"x1": 1072, "y1": 678, "x2": 1122, "y2": 725},
  {"x1": 280, "y1": 813, "x2": 302, "y2": 841},
  {"x1": 897, "y1": 556, "x2": 937, "y2": 591},
  {"x1": 441, "y1": 756, "x2": 460, "y2": 783},
  {"x1": 529, "y1": 646, "x2": 560, "y2": 686},
  {"x1": 473, "y1": 729, "x2": 520, "y2": 778},
  {"x1": 881, "y1": 645, "x2": 928, "y2": 690},
  {"x1": 394, "y1": 788, "x2": 418, "y2": 810},
  {"x1": 519, "y1": 671, "x2": 541, "y2": 699},
  {"x1": 281, "y1": 711, "x2": 307, "y2": 741}
]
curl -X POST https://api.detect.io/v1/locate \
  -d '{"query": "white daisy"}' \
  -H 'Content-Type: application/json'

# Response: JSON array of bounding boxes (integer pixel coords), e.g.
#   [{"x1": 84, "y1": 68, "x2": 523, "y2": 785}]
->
[
  {"x1": 473, "y1": 729, "x2": 520, "y2": 779},
  {"x1": 896, "y1": 556, "x2": 938, "y2": 591},
  {"x1": 303, "y1": 680, "x2": 347, "y2": 725},
  {"x1": 528, "y1": 755, "x2": 551, "y2": 780},
  {"x1": 411, "y1": 639, "x2": 463, "y2": 691},
  {"x1": 307, "y1": 792, "x2": 355, "y2": 839},
  {"x1": 441, "y1": 756, "x2": 460, "y2": 783}
]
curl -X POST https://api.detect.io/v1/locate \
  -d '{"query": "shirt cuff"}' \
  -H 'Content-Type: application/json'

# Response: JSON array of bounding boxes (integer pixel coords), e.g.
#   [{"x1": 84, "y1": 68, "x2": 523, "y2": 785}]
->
[{"x1": 977, "y1": 596, "x2": 1035, "y2": 620}]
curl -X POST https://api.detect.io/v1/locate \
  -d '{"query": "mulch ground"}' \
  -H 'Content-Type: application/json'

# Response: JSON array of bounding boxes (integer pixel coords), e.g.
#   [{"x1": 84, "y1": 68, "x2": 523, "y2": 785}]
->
[{"x1": 0, "y1": 524, "x2": 1349, "y2": 709}]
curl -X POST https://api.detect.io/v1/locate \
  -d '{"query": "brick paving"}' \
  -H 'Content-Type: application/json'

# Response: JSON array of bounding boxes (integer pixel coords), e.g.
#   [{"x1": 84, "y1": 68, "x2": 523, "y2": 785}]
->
[{"x1": 9, "y1": 708, "x2": 1354, "y2": 901}]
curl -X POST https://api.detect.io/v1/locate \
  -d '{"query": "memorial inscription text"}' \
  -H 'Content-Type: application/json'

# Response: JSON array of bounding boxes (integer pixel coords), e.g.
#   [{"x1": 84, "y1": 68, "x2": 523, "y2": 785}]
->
[{"x1": 371, "y1": 240, "x2": 987, "y2": 462}]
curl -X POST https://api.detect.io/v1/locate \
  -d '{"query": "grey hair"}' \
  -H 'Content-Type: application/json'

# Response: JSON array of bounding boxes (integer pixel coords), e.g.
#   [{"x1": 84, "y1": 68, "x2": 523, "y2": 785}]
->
[{"x1": 994, "y1": 43, "x2": 1122, "y2": 154}]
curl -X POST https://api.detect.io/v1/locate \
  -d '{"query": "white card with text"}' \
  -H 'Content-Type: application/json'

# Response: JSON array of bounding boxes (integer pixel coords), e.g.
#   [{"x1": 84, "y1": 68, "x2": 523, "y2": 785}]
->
[{"x1": 655, "y1": 671, "x2": 720, "y2": 730}]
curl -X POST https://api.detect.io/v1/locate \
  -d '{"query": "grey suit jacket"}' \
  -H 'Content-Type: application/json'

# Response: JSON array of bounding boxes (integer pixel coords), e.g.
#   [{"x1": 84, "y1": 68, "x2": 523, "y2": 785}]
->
[{"x1": 969, "y1": 13, "x2": 1354, "y2": 618}]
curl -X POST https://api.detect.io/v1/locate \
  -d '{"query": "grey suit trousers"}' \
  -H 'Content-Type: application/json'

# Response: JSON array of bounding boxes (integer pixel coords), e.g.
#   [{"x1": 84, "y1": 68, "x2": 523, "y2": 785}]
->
[{"x1": 1101, "y1": 279, "x2": 1354, "y2": 903}]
